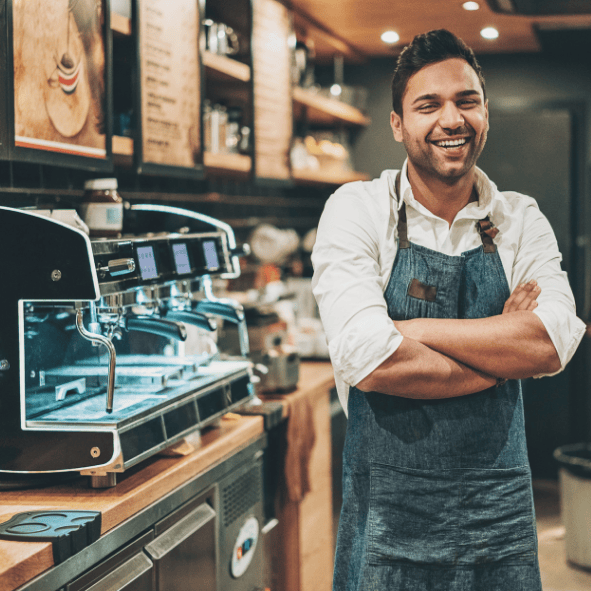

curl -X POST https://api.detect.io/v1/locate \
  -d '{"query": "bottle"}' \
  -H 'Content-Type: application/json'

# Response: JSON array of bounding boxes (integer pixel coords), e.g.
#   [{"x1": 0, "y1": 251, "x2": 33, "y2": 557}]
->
[
  {"x1": 217, "y1": 105, "x2": 228, "y2": 153},
  {"x1": 80, "y1": 178, "x2": 124, "y2": 238},
  {"x1": 203, "y1": 100, "x2": 212, "y2": 152},
  {"x1": 226, "y1": 106, "x2": 242, "y2": 153},
  {"x1": 210, "y1": 104, "x2": 220, "y2": 153}
]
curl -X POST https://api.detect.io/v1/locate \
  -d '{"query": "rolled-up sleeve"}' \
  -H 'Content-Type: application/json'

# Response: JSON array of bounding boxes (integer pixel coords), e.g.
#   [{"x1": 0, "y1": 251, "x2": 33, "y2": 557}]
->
[
  {"x1": 311, "y1": 186, "x2": 403, "y2": 387},
  {"x1": 512, "y1": 199, "x2": 585, "y2": 374}
]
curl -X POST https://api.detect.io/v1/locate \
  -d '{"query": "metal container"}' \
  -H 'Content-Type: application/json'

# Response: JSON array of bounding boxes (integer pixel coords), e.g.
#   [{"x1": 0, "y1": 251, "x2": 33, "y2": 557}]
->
[{"x1": 257, "y1": 347, "x2": 300, "y2": 393}]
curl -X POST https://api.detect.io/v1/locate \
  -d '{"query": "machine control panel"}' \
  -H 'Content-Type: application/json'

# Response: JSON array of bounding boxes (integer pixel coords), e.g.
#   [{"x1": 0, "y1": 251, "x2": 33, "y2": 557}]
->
[{"x1": 92, "y1": 232, "x2": 232, "y2": 295}]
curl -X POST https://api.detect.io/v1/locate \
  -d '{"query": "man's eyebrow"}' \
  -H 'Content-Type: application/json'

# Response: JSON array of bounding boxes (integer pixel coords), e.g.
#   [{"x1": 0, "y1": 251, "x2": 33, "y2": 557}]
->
[
  {"x1": 412, "y1": 93, "x2": 439, "y2": 105},
  {"x1": 457, "y1": 90, "x2": 481, "y2": 98},
  {"x1": 411, "y1": 89, "x2": 481, "y2": 105}
]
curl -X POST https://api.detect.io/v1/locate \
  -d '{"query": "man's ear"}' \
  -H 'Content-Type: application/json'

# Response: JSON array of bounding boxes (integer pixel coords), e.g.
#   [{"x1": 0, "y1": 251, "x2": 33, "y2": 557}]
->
[{"x1": 390, "y1": 110, "x2": 403, "y2": 143}]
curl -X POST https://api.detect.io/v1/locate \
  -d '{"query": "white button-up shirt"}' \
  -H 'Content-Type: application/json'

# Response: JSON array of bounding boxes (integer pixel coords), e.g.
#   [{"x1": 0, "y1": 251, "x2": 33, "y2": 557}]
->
[{"x1": 312, "y1": 161, "x2": 586, "y2": 412}]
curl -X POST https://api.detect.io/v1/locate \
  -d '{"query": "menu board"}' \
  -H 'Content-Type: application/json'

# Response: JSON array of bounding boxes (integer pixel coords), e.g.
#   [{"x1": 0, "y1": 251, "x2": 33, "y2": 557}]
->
[{"x1": 137, "y1": 0, "x2": 201, "y2": 172}]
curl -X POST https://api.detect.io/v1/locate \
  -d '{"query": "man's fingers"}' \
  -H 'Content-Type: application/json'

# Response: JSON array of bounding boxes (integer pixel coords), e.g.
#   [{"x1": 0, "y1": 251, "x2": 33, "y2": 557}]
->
[
  {"x1": 516, "y1": 284, "x2": 540, "y2": 311},
  {"x1": 503, "y1": 281, "x2": 540, "y2": 313},
  {"x1": 506, "y1": 282, "x2": 535, "y2": 309}
]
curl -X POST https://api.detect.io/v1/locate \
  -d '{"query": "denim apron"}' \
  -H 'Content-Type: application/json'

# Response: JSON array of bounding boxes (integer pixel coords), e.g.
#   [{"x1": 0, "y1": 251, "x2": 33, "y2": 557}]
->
[{"x1": 333, "y1": 176, "x2": 542, "y2": 590}]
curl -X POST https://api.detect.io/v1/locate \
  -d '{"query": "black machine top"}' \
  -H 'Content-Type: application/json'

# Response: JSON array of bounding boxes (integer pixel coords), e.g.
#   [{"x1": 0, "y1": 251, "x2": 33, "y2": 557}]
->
[{"x1": 92, "y1": 230, "x2": 234, "y2": 295}]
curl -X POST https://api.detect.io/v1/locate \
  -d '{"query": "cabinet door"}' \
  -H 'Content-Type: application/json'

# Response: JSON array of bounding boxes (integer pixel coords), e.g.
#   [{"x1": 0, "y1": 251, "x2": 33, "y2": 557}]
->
[
  {"x1": 82, "y1": 553, "x2": 154, "y2": 591},
  {"x1": 144, "y1": 502, "x2": 217, "y2": 591},
  {"x1": 67, "y1": 531, "x2": 155, "y2": 591}
]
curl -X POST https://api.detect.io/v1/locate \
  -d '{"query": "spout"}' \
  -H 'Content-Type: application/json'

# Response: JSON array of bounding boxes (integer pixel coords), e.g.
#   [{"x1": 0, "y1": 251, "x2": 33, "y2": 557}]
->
[
  {"x1": 75, "y1": 309, "x2": 116, "y2": 414},
  {"x1": 197, "y1": 275, "x2": 249, "y2": 357},
  {"x1": 125, "y1": 316, "x2": 188, "y2": 341},
  {"x1": 164, "y1": 309, "x2": 217, "y2": 331}
]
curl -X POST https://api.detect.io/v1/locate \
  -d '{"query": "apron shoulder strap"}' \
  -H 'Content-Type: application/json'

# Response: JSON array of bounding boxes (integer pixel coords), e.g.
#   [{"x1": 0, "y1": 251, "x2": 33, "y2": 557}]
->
[
  {"x1": 394, "y1": 172, "x2": 410, "y2": 249},
  {"x1": 477, "y1": 216, "x2": 499, "y2": 253},
  {"x1": 395, "y1": 174, "x2": 498, "y2": 253}
]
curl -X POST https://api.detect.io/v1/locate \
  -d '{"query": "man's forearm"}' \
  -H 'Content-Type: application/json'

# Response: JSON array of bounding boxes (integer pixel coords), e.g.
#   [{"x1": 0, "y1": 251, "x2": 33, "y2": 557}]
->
[
  {"x1": 356, "y1": 337, "x2": 496, "y2": 398},
  {"x1": 396, "y1": 311, "x2": 561, "y2": 379}
]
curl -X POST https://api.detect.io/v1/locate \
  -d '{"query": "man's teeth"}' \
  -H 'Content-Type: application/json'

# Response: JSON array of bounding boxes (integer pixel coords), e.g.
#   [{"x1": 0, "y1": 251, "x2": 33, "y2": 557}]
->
[{"x1": 434, "y1": 138, "x2": 467, "y2": 147}]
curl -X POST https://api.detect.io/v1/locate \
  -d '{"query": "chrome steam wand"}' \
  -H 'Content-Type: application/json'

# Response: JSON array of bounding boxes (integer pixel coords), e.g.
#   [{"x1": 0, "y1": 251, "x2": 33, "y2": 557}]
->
[
  {"x1": 200, "y1": 274, "x2": 250, "y2": 357},
  {"x1": 75, "y1": 308, "x2": 117, "y2": 413}
]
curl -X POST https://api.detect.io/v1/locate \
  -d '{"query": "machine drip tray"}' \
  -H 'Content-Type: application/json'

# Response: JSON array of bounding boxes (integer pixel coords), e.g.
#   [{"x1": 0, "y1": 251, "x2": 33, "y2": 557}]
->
[{"x1": 24, "y1": 360, "x2": 254, "y2": 475}]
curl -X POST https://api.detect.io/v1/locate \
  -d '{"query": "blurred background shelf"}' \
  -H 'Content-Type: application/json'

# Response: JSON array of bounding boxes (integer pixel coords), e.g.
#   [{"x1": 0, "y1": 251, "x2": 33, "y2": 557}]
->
[
  {"x1": 111, "y1": 139, "x2": 252, "y2": 175},
  {"x1": 203, "y1": 51, "x2": 251, "y2": 82},
  {"x1": 291, "y1": 168, "x2": 370, "y2": 185},
  {"x1": 293, "y1": 87, "x2": 371, "y2": 126},
  {"x1": 111, "y1": 12, "x2": 131, "y2": 36},
  {"x1": 204, "y1": 151, "x2": 252, "y2": 174},
  {"x1": 112, "y1": 135, "x2": 134, "y2": 156}
]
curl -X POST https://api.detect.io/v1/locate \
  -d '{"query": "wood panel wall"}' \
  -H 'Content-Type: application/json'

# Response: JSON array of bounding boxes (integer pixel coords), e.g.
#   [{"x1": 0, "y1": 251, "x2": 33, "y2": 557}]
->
[{"x1": 252, "y1": 0, "x2": 293, "y2": 181}]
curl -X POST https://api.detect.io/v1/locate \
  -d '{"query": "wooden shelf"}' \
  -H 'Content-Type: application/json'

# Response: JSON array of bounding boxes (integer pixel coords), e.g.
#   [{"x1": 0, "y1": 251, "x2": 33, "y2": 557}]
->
[
  {"x1": 293, "y1": 86, "x2": 370, "y2": 127},
  {"x1": 111, "y1": 12, "x2": 132, "y2": 36},
  {"x1": 204, "y1": 151, "x2": 252, "y2": 173},
  {"x1": 111, "y1": 140, "x2": 251, "y2": 174},
  {"x1": 292, "y1": 168, "x2": 370, "y2": 186},
  {"x1": 112, "y1": 135, "x2": 134, "y2": 156},
  {"x1": 203, "y1": 51, "x2": 251, "y2": 83}
]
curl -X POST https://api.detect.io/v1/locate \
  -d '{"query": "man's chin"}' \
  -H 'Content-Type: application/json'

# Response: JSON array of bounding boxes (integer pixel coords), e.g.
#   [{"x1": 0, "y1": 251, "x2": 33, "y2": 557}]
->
[{"x1": 420, "y1": 163, "x2": 473, "y2": 183}]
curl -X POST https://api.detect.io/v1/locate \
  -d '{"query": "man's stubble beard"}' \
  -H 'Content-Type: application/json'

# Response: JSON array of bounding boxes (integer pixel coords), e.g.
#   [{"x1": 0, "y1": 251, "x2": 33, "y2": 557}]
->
[{"x1": 401, "y1": 125, "x2": 488, "y2": 186}]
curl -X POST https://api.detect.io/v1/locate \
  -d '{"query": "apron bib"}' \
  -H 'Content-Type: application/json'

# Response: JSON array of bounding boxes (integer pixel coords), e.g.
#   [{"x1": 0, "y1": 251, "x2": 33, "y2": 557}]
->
[{"x1": 333, "y1": 177, "x2": 542, "y2": 591}]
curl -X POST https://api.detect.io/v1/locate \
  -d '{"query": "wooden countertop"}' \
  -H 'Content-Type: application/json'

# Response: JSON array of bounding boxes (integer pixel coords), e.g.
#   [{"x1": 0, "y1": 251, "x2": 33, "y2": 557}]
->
[
  {"x1": 259, "y1": 360, "x2": 336, "y2": 416},
  {"x1": 0, "y1": 361, "x2": 335, "y2": 591}
]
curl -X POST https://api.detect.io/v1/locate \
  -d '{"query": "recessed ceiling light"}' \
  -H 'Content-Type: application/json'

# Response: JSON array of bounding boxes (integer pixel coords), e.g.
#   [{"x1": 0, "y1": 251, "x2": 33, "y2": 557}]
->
[
  {"x1": 381, "y1": 30, "x2": 400, "y2": 44},
  {"x1": 480, "y1": 27, "x2": 499, "y2": 40},
  {"x1": 462, "y1": 1, "x2": 480, "y2": 10},
  {"x1": 330, "y1": 84, "x2": 342, "y2": 97}
]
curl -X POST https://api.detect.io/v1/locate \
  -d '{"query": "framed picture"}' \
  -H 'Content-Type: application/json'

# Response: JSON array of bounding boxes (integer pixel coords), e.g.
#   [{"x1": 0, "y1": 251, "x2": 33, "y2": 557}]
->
[
  {"x1": 0, "y1": 0, "x2": 9, "y2": 160},
  {"x1": 133, "y1": 0, "x2": 204, "y2": 178},
  {"x1": 7, "y1": 0, "x2": 113, "y2": 170}
]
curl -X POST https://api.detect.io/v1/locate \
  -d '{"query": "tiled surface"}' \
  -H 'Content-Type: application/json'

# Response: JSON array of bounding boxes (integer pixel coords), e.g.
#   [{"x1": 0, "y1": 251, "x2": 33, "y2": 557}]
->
[{"x1": 534, "y1": 480, "x2": 591, "y2": 591}]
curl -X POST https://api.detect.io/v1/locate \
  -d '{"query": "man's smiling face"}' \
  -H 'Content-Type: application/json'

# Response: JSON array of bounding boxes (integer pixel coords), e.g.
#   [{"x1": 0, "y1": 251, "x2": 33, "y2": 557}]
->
[{"x1": 391, "y1": 58, "x2": 489, "y2": 184}]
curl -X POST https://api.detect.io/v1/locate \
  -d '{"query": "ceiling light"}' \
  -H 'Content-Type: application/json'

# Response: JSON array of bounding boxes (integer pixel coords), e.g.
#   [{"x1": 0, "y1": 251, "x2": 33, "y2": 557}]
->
[
  {"x1": 381, "y1": 30, "x2": 400, "y2": 44},
  {"x1": 480, "y1": 27, "x2": 499, "y2": 39},
  {"x1": 330, "y1": 84, "x2": 342, "y2": 97},
  {"x1": 462, "y1": 1, "x2": 480, "y2": 10}
]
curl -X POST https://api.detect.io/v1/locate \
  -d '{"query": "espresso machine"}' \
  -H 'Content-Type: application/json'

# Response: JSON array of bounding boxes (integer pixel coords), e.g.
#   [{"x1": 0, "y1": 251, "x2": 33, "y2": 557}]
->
[{"x1": 0, "y1": 204, "x2": 255, "y2": 488}]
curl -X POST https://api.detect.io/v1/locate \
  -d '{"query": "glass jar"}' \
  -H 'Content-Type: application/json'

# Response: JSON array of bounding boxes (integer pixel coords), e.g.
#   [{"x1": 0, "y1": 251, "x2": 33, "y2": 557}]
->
[{"x1": 80, "y1": 178, "x2": 123, "y2": 238}]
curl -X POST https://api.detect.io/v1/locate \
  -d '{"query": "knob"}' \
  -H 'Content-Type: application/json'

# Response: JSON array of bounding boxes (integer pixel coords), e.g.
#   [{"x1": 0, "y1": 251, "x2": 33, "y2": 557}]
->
[
  {"x1": 99, "y1": 258, "x2": 136, "y2": 277},
  {"x1": 231, "y1": 243, "x2": 251, "y2": 258}
]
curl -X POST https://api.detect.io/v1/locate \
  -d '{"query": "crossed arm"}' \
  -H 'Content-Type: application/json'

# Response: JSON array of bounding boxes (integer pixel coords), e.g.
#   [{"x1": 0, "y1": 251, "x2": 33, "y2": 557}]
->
[{"x1": 356, "y1": 281, "x2": 561, "y2": 400}]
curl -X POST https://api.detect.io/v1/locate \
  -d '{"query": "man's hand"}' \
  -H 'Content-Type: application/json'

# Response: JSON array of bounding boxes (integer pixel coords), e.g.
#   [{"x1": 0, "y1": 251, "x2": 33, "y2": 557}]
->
[{"x1": 502, "y1": 280, "x2": 541, "y2": 313}]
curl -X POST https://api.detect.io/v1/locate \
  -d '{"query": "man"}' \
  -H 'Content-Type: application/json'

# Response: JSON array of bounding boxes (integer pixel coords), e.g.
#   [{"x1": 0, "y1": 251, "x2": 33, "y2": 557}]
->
[{"x1": 312, "y1": 29, "x2": 585, "y2": 590}]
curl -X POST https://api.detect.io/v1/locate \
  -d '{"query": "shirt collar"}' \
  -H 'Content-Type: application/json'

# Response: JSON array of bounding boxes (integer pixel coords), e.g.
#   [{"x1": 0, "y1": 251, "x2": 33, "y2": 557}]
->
[{"x1": 392, "y1": 159, "x2": 497, "y2": 218}]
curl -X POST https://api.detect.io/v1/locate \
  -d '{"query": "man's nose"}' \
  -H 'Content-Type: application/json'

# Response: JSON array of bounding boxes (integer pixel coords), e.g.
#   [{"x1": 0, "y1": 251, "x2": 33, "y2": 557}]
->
[{"x1": 439, "y1": 102, "x2": 464, "y2": 130}]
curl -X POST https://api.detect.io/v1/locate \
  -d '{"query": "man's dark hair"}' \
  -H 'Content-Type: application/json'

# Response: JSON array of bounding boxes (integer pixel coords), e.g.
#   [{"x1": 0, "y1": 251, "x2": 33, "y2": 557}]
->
[{"x1": 391, "y1": 29, "x2": 486, "y2": 116}]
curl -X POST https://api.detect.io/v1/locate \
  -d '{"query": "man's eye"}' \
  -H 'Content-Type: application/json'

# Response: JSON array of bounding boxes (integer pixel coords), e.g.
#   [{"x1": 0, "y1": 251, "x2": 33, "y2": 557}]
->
[
  {"x1": 418, "y1": 104, "x2": 437, "y2": 111},
  {"x1": 458, "y1": 100, "x2": 477, "y2": 107}
]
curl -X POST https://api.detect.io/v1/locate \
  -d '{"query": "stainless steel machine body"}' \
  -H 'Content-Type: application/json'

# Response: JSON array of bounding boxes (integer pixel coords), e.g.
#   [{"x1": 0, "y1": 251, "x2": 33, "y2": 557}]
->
[{"x1": 0, "y1": 205, "x2": 253, "y2": 487}]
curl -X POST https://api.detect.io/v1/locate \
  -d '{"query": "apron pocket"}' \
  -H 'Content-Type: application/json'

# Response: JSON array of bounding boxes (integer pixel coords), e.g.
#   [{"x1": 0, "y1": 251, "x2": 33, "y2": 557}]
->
[
  {"x1": 368, "y1": 462, "x2": 461, "y2": 566},
  {"x1": 458, "y1": 466, "x2": 537, "y2": 565},
  {"x1": 368, "y1": 463, "x2": 537, "y2": 567}
]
